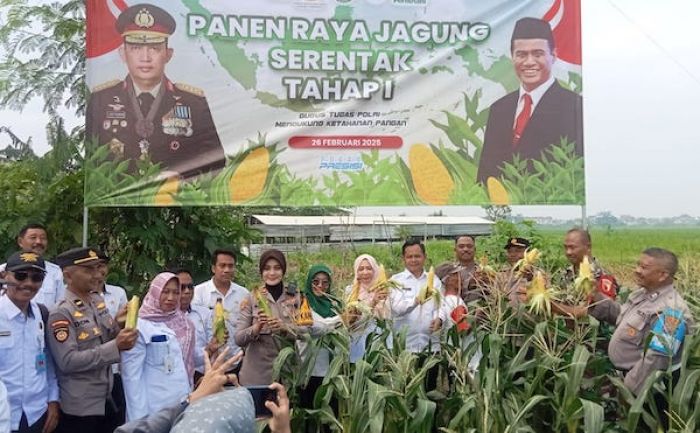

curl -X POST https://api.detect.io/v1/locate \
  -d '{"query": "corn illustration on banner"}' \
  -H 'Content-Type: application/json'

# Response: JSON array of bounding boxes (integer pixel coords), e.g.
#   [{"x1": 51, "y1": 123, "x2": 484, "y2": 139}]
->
[{"x1": 85, "y1": 0, "x2": 584, "y2": 207}]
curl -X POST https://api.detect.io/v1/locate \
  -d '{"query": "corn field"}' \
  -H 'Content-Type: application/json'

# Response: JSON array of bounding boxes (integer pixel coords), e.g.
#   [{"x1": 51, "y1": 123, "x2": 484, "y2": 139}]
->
[{"x1": 269, "y1": 282, "x2": 699, "y2": 433}]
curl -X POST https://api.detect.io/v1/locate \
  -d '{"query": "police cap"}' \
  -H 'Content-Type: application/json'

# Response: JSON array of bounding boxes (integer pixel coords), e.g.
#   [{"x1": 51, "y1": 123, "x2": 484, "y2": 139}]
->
[
  {"x1": 116, "y1": 3, "x2": 176, "y2": 44},
  {"x1": 5, "y1": 251, "x2": 46, "y2": 272},
  {"x1": 504, "y1": 237, "x2": 530, "y2": 250},
  {"x1": 56, "y1": 247, "x2": 102, "y2": 269}
]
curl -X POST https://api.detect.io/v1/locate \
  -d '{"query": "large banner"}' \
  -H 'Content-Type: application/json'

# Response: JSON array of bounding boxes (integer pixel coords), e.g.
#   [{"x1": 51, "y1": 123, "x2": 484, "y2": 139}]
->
[{"x1": 85, "y1": 0, "x2": 583, "y2": 207}]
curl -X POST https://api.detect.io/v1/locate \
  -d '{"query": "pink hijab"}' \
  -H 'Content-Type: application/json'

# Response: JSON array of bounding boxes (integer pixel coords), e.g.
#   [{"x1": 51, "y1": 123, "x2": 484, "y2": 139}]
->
[{"x1": 139, "y1": 272, "x2": 195, "y2": 380}]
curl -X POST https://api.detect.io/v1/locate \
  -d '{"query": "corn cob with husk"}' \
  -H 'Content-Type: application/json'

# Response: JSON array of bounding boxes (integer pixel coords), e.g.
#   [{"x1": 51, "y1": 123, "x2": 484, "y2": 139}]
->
[
  {"x1": 478, "y1": 256, "x2": 497, "y2": 278},
  {"x1": 346, "y1": 280, "x2": 360, "y2": 305},
  {"x1": 527, "y1": 271, "x2": 557, "y2": 317},
  {"x1": 573, "y1": 256, "x2": 595, "y2": 301},
  {"x1": 255, "y1": 287, "x2": 273, "y2": 317},
  {"x1": 213, "y1": 299, "x2": 227, "y2": 344},
  {"x1": 514, "y1": 247, "x2": 540, "y2": 271},
  {"x1": 368, "y1": 264, "x2": 401, "y2": 295},
  {"x1": 417, "y1": 266, "x2": 438, "y2": 304},
  {"x1": 296, "y1": 296, "x2": 313, "y2": 326},
  {"x1": 125, "y1": 295, "x2": 139, "y2": 329}
]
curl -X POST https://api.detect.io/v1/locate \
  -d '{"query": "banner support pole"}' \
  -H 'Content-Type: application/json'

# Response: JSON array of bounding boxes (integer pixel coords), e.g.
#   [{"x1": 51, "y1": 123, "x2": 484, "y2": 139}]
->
[
  {"x1": 82, "y1": 207, "x2": 89, "y2": 247},
  {"x1": 581, "y1": 205, "x2": 587, "y2": 229}
]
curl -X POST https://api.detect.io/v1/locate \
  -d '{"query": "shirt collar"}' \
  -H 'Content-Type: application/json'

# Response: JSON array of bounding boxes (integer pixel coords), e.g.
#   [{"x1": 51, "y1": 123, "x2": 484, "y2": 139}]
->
[
  {"x1": 403, "y1": 268, "x2": 427, "y2": 280},
  {"x1": 133, "y1": 81, "x2": 162, "y2": 98},
  {"x1": 0, "y1": 295, "x2": 34, "y2": 320},
  {"x1": 518, "y1": 75, "x2": 555, "y2": 109}
]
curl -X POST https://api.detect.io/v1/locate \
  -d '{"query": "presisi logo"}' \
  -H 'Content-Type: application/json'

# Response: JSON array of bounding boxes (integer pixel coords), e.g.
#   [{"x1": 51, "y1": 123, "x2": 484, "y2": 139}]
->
[{"x1": 393, "y1": 0, "x2": 428, "y2": 6}]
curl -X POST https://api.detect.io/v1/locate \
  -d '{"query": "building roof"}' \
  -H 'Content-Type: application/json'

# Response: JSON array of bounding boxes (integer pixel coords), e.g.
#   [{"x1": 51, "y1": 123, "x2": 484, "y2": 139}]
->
[{"x1": 251, "y1": 215, "x2": 494, "y2": 226}]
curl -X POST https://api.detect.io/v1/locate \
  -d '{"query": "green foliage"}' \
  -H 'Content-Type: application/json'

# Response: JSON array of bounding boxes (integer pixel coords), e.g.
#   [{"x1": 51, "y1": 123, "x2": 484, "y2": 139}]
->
[
  {"x1": 498, "y1": 138, "x2": 585, "y2": 205},
  {"x1": 0, "y1": 0, "x2": 86, "y2": 114}
]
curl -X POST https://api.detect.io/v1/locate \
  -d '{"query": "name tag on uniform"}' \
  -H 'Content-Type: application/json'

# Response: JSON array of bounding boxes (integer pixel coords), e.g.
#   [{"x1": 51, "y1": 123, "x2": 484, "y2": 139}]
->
[
  {"x1": 0, "y1": 331, "x2": 10, "y2": 337},
  {"x1": 36, "y1": 352, "x2": 47, "y2": 372}
]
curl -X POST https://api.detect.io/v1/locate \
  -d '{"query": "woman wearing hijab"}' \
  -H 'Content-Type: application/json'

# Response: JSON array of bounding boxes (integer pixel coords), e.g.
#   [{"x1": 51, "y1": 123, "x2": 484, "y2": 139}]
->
[
  {"x1": 121, "y1": 272, "x2": 195, "y2": 421},
  {"x1": 235, "y1": 249, "x2": 305, "y2": 386},
  {"x1": 346, "y1": 254, "x2": 390, "y2": 362},
  {"x1": 300, "y1": 264, "x2": 342, "y2": 413}
]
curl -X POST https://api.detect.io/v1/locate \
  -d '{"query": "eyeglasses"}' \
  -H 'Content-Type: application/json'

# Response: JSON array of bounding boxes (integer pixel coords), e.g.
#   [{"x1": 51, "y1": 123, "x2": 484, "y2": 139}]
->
[
  {"x1": 13, "y1": 271, "x2": 46, "y2": 283},
  {"x1": 311, "y1": 279, "x2": 330, "y2": 288},
  {"x1": 181, "y1": 283, "x2": 194, "y2": 290}
]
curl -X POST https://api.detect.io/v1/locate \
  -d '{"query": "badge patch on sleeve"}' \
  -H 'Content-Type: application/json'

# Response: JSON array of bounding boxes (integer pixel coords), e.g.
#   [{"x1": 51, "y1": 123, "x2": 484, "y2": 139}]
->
[
  {"x1": 649, "y1": 308, "x2": 686, "y2": 356},
  {"x1": 53, "y1": 327, "x2": 69, "y2": 343}
]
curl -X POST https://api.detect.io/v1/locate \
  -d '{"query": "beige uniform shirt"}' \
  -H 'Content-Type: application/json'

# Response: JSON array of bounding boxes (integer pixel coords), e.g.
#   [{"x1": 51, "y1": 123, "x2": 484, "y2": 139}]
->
[
  {"x1": 234, "y1": 287, "x2": 305, "y2": 386},
  {"x1": 608, "y1": 284, "x2": 694, "y2": 395},
  {"x1": 47, "y1": 290, "x2": 121, "y2": 416}
]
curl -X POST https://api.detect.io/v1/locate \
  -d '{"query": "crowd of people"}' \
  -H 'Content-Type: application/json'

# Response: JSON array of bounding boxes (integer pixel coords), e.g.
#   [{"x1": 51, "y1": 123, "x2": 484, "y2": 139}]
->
[{"x1": 0, "y1": 223, "x2": 694, "y2": 433}]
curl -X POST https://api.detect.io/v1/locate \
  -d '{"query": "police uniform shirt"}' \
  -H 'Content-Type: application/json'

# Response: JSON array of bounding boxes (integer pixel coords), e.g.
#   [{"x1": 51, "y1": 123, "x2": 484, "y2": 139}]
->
[
  {"x1": 0, "y1": 296, "x2": 59, "y2": 430},
  {"x1": 185, "y1": 304, "x2": 212, "y2": 374},
  {"x1": 120, "y1": 318, "x2": 191, "y2": 421},
  {"x1": 389, "y1": 269, "x2": 444, "y2": 353},
  {"x1": 192, "y1": 279, "x2": 248, "y2": 359},
  {"x1": 47, "y1": 290, "x2": 121, "y2": 416},
  {"x1": 0, "y1": 261, "x2": 65, "y2": 309},
  {"x1": 86, "y1": 76, "x2": 226, "y2": 179},
  {"x1": 608, "y1": 283, "x2": 694, "y2": 395}
]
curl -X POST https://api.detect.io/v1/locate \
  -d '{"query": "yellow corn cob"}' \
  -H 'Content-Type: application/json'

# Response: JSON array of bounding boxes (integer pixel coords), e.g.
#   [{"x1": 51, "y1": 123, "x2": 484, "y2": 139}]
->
[
  {"x1": 408, "y1": 144, "x2": 454, "y2": 205},
  {"x1": 154, "y1": 176, "x2": 179, "y2": 206},
  {"x1": 296, "y1": 296, "x2": 313, "y2": 326},
  {"x1": 486, "y1": 177, "x2": 509, "y2": 205},
  {"x1": 255, "y1": 288, "x2": 273, "y2": 317},
  {"x1": 417, "y1": 266, "x2": 436, "y2": 304},
  {"x1": 526, "y1": 271, "x2": 553, "y2": 316},
  {"x1": 213, "y1": 299, "x2": 227, "y2": 344},
  {"x1": 524, "y1": 248, "x2": 540, "y2": 266},
  {"x1": 125, "y1": 295, "x2": 139, "y2": 329},
  {"x1": 479, "y1": 256, "x2": 497, "y2": 277},
  {"x1": 229, "y1": 147, "x2": 269, "y2": 204},
  {"x1": 574, "y1": 256, "x2": 595, "y2": 298},
  {"x1": 347, "y1": 280, "x2": 360, "y2": 304},
  {"x1": 377, "y1": 265, "x2": 387, "y2": 285}
]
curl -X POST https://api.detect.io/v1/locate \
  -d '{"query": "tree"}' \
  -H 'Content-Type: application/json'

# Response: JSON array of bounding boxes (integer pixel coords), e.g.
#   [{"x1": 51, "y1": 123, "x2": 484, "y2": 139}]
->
[
  {"x1": 483, "y1": 204, "x2": 512, "y2": 222},
  {"x1": 0, "y1": 0, "x2": 86, "y2": 115}
]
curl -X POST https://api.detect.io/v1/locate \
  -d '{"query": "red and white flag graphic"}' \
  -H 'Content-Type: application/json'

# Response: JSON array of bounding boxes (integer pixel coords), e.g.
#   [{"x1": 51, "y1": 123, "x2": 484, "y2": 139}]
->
[
  {"x1": 542, "y1": 0, "x2": 582, "y2": 66},
  {"x1": 86, "y1": 0, "x2": 128, "y2": 59}
]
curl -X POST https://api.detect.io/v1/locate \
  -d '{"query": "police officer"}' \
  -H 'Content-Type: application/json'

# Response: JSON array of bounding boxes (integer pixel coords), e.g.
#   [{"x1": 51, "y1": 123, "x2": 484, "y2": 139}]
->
[
  {"x1": 607, "y1": 248, "x2": 694, "y2": 396},
  {"x1": 553, "y1": 228, "x2": 619, "y2": 323},
  {"x1": 86, "y1": 3, "x2": 225, "y2": 179},
  {"x1": 504, "y1": 237, "x2": 530, "y2": 267},
  {"x1": 0, "y1": 252, "x2": 59, "y2": 433},
  {"x1": 48, "y1": 247, "x2": 138, "y2": 433}
]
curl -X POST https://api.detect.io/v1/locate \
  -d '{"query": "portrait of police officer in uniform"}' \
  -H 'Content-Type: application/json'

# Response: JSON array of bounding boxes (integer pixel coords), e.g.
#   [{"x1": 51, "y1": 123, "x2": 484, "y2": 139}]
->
[{"x1": 86, "y1": 3, "x2": 226, "y2": 179}]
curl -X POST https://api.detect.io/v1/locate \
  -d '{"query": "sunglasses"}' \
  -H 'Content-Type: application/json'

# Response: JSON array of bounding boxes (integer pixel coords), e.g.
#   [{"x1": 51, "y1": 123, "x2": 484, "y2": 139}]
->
[
  {"x1": 180, "y1": 283, "x2": 194, "y2": 290},
  {"x1": 13, "y1": 271, "x2": 46, "y2": 283},
  {"x1": 311, "y1": 279, "x2": 330, "y2": 288}
]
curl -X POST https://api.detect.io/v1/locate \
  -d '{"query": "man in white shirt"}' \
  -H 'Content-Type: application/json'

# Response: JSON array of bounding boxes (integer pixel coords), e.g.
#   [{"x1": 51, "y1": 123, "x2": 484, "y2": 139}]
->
[
  {"x1": 192, "y1": 249, "x2": 248, "y2": 364},
  {"x1": 390, "y1": 239, "x2": 443, "y2": 353},
  {"x1": 94, "y1": 250, "x2": 128, "y2": 428},
  {"x1": 476, "y1": 17, "x2": 583, "y2": 182},
  {"x1": 0, "y1": 223, "x2": 65, "y2": 310},
  {"x1": 0, "y1": 251, "x2": 60, "y2": 433},
  {"x1": 0, "y1": 379, "x2": 10, "y2": 433},
  {"x1": 174, "y1": 268, "x2": 219, "y2": 381}
]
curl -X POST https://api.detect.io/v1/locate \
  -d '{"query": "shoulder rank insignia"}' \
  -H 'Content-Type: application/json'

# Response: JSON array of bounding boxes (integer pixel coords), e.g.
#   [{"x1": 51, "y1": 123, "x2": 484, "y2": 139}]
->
[
  {"x1": 96, "y1": 302, "x2": 106, "y2": 310},
  {"x1": 174, "y1": 82, "x2": 204, "y2": 97},
  {"x1": 91, "y1": 79, "x2": 121, "y2": 93},
  {"x1": 73, "y1": 299, "x2": 84, "y2": 308},
  {"x1": 73, "y1": 310, "x2": 84, "y2": 318},
  {"x1": 78, "y1": 331, "x2": 90, "y2": 341}
]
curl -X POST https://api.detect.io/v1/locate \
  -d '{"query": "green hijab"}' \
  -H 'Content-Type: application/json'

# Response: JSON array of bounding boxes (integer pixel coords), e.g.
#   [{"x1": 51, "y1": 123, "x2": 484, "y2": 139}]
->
[{"x1": 303, "y1": 264, "x2": 338, "y2": 318}]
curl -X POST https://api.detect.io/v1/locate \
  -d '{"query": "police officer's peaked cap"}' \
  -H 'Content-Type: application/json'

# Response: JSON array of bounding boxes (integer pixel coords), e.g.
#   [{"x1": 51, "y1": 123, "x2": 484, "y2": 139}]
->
[
  {"x1": 511, "y1": 17, "x2": 554, "y2": 48},
  {"x1": 116, "y1": 3, "x2": 176, "y2": 44},
  {"x1": 56, "y1": 247, "x2": 102, "y2": 269},
  {"x1": 504, "y1": 237, "x2": 530, "y2": 250},
  {"x1": 5, "y1": 251, "x2": 46, "y2": 272}
]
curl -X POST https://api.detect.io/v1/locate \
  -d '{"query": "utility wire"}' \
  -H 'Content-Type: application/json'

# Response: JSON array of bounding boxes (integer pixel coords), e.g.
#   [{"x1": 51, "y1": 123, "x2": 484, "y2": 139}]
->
[{"x1": 607, "y1": 0, "x2": 700, "y2": 87}]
